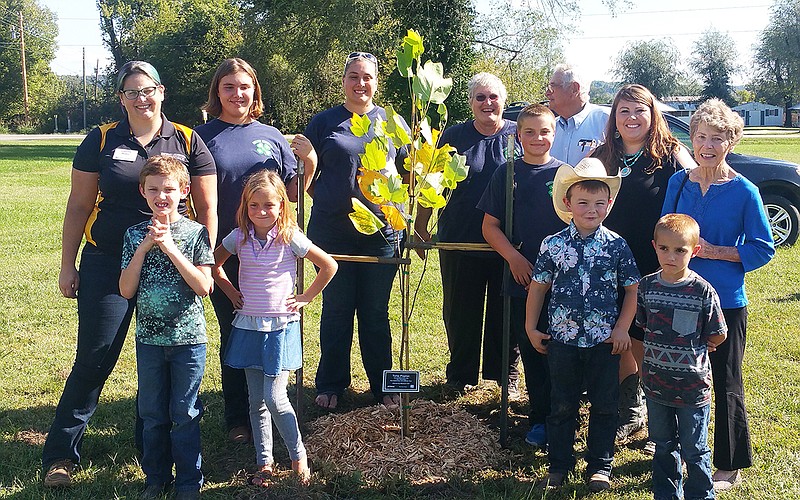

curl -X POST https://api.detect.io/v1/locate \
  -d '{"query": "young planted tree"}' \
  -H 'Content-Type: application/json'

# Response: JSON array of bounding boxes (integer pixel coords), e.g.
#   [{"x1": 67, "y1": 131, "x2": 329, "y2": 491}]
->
[{"x1": 344, "y1": 30, "x2": 470, "y2": 430}]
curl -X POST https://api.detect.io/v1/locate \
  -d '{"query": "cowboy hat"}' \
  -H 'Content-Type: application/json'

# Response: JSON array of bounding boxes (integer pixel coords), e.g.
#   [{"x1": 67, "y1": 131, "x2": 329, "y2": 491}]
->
[{"x1": 552, "y1": 157, "x2": 621, "y2": 224}]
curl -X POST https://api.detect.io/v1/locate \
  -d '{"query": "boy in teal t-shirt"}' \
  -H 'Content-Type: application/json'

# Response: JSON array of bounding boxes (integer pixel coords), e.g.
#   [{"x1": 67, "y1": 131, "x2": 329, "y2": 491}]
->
[{"x1": 120, "y1": 155, "x2": 214, "y2": 499}]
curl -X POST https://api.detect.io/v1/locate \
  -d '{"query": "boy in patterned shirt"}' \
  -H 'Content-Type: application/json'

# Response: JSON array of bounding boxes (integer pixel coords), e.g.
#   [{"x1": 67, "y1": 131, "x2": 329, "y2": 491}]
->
[
  {"x1": 636, "y1": 214, "x2": 727, "y2": 500},
  {"x1": 526, "y1": 158, "x2": 640, "y2": 492},
  {"x1": 119, "y1": 155, "x2": 214, "y2": 500}
]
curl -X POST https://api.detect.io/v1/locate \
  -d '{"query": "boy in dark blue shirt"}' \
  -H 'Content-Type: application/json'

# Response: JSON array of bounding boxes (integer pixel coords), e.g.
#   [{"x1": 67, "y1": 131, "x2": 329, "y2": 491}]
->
[{"x1": 478, "y1": 103, "x2": 566, "y2": 448}]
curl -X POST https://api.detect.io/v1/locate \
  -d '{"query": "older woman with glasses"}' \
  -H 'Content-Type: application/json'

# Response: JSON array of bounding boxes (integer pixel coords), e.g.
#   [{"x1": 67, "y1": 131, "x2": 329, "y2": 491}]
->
[
  {"x1": 42, "y1": 60, "x2": 217, "y2": 488},
  {"x1": 304, "y1": 52, "x2": 408, "y2": 410},
  {"x1": 415, "y1": 72, "x2": 522, "y2": 398},
  {"x1": 662, "y1": 98, "x2": 774, "y2": 491}
]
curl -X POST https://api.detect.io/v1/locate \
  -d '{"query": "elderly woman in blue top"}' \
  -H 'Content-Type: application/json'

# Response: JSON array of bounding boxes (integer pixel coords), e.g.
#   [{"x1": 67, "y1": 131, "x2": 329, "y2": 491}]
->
[
  {"x1": 195, "y1": 58, "x2": 316, "y2": 444},
  {"x1": 661, "y1": 98, "x2": 774, "y2": 492},
  {"x1": 304, "y1": 52, "x2": 407, "y2": 410}
]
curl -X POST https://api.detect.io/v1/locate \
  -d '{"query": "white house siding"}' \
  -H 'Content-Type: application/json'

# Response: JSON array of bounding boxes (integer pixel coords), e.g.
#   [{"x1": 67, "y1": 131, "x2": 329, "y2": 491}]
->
[{"x1": 733, "y1": 102, "x2": 783, "y2": 127}]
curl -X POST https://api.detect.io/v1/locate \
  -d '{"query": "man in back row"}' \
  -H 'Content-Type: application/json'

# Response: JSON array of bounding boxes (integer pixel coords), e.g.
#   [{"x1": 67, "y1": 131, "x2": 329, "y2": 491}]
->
[{"x1": 547, "y1": 63, "x2": 610, "y2": 166}]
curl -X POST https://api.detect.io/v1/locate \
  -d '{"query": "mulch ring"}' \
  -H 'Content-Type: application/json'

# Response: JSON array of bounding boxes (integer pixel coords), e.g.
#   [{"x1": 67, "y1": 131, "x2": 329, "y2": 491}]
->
[{"x1": 305, "y1": 398, "x2": 510, "y2": 484}]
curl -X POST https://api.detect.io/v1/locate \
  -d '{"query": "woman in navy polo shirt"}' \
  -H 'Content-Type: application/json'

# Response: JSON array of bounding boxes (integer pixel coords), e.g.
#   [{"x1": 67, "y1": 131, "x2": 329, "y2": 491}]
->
[
  {"x1": 195, "y1": 58, "x2": 317, "y2": 444},
  {"x1": 42, "y1": 61, "x2": 217, "y2": 488},
  {"x1": 304, "y1": 52, "x2": 407, "y2": 410}
]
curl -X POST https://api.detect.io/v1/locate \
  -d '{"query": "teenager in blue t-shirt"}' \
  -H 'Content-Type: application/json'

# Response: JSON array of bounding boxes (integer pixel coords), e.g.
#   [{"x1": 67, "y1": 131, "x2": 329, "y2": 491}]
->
[
  {"x1": 195, "y1": 58, "x2": 317, "y2": 443},
  {"x1": 478, "y1": 103, "x2": 566, "y2": 447}
]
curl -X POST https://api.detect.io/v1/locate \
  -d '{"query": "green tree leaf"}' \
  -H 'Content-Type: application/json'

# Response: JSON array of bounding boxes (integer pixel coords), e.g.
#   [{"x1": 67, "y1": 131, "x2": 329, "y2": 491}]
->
[
  {"x1": 350, "y1": 112, "x2": 372, "y2": 137},
  {"x1": 376, "y1": 173, "x2": 410, "y2": 204},
  {"x1": 442, "y1": 153, "x2": 469, "y2": 189},
  {"x1": 404, "y1": 29, "x2": 425, "y2": 60},
  {"x1": 412, "y1": 60, "x2": 453, "y2": 104},
  {"x1": 417, "y1": 186, "x2": 447, "y2": 208},
  {"x1": 437, "y1": 103, "x2": 448, "y2": 127},
  {"x1": 384, "y1": 105, "x2": 412, "y2": 146},
  {"x1": 359, "y1": 139, "x2": 388, "y2": 171},
  {"x1": 349, "y1": 197, "x2": 385, "y2": 235}
]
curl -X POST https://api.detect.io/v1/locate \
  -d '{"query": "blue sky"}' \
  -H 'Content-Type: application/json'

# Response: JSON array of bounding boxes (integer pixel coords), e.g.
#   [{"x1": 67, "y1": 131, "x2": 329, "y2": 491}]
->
[{"x1": 41, "y1": 0, "x2": 771, "y2": 86}]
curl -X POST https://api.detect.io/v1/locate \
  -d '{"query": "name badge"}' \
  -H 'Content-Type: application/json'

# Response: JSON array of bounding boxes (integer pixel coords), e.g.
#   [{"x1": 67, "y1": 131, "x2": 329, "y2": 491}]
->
[{"x1": 112, "y1": 148, "x2": 139, "y2": 161}]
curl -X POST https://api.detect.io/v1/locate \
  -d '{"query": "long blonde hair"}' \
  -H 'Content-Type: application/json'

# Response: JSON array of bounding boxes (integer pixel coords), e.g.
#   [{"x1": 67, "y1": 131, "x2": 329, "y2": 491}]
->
[{"x1": 236, "y1": 170, "x2": 297, "y2": 244}]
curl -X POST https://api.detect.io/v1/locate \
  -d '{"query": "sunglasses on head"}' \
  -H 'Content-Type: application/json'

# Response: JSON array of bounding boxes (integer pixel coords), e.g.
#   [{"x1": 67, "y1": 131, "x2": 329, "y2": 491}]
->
[
  {"x1": 347, "y1": 52, "x2": 378, "y2": 63},
  {"x1": 474, "y1": 93, "x2": 499, "y2": 102}
]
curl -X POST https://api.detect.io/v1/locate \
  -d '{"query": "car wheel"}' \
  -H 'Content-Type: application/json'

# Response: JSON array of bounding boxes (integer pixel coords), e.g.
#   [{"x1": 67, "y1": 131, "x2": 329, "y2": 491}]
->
[{"x1": 763, "y1": 194, "x2": 799, "y2": 246}]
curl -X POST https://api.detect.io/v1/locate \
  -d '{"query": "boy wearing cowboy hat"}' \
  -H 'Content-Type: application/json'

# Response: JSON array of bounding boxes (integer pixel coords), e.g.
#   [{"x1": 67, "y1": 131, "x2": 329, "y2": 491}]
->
[{"x1": 525, "y1": 157, "x2": 640, "y2": 492}]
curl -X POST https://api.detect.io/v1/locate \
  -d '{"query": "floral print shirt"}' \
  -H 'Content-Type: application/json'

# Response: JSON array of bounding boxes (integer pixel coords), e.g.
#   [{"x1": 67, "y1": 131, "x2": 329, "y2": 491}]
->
[{"x1": 532, "y1": 222, "x2": 640, "y2": 347}]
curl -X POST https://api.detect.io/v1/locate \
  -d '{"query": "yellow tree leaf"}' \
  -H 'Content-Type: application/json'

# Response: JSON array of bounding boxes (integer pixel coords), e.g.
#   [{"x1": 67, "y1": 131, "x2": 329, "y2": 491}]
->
[
  {"x1": 417, "y1": 186, "x2": 447, "y2": 209},
  {"x1": 358, "y1": 169, "x2": 387, "y2": 204},
  {"x1": 443, "y1": 153, "x2": 469, "y2": 189},
  {"x1": 384, "y1": 105, "x2": 411, "y2": 146},
  {"x1": 380, "y1": 204, "x2": 408, "y2": 231},
  {"x1": 349, "y1": 198, "x2": 385, "y2": 235}
]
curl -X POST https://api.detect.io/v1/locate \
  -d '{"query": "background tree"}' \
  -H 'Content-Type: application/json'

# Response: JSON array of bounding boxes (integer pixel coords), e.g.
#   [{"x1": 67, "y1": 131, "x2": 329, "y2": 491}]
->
[
  {"x1": 0, "y1": 0, "x2": 60, "y2": 131},
  {"x1": 613, "y1": 39, "x2": 681, "y2": 98},
  {"x1": 691, "y1": 28, "x2": 738, "y2": 105},
  {"x1": 97, "y1": 0, "x2": 243, "y2": 126},
  {"x1": 752, "y1": 0, "x2": 800, "y2": 126}
]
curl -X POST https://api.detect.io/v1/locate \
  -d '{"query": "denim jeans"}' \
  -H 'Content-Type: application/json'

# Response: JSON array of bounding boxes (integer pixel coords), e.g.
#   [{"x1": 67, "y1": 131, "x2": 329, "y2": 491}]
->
[
  {"x1": 546, "y1": 341, "x2": 619, "y2": 477},
  {"x1": 136, "y1": 342, "x2": 205, "y2": 492},
  {"x1": 309, "y1": 215, "x2": 399, "y2": 400},
  {"x1": 647, "y1": 400, "x2": 714, "y2": 500},
  {"x1": 209, "y1": 254, "x2": 250, "y2": 430},
  {"x1": 511, "y1": 297, "x2": 549, "y2": 425},
  {"x1": 42, "y1": 245, "x2": 136, "y2": 469},
  {"x1": 245, "y1": 369, "x2": 306, "y2": 465}
]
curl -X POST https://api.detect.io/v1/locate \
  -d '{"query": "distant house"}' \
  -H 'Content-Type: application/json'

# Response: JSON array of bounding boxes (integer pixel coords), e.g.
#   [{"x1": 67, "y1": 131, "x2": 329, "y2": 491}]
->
[
  {"x1": 661, "y1": 96, "x2": 701, "y2": 124},
  {"x1": 732, "y1": 102, "x2": 783, "y2": 127}
]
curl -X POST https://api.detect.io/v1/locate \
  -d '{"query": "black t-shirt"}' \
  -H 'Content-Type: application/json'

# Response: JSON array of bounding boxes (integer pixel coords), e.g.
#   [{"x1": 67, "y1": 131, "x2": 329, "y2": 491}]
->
[{"x1": 73, "y1": 115, "x2": 216, "y2": 256}]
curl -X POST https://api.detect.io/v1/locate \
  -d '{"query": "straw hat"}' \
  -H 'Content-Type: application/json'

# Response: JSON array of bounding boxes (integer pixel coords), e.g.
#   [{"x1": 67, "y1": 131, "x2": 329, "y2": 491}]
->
[{"x1": 552, "y1": 157, "x2": 621, "y2": 224}]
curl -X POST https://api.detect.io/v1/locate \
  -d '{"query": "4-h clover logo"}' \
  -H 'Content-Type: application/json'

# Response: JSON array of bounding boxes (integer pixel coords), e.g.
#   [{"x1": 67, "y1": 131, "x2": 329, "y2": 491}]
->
[{"x1": 252, "y1": 140, "x2": 274, "y2": 157}]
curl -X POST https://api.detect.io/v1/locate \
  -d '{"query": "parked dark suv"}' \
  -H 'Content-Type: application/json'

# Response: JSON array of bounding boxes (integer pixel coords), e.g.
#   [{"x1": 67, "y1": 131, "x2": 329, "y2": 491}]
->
[
  {"x1": 503, "y1": 102, "x2": 800, "y2": 245},
  {"x1": 665, "y1": 114, "x2": 800, "y2": 246}
]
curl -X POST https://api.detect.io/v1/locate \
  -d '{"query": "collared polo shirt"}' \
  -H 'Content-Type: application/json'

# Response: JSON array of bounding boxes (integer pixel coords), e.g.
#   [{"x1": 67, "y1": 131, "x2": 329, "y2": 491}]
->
[{"x1": 73, "y1": 114, "x2": 216, "y2": 257}]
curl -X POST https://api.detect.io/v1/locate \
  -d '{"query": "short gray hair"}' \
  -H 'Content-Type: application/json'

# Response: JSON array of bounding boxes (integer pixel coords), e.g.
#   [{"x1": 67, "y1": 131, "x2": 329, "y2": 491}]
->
[
  {"x1": 553, "y1": 63, "x2": 589, "y2": 100},
  {"x1": 467, "y1": 72, "x2": 507, "y2": 102},
  {"x1": 690, "y1": 98, "x2": 744, "y2": 147}
]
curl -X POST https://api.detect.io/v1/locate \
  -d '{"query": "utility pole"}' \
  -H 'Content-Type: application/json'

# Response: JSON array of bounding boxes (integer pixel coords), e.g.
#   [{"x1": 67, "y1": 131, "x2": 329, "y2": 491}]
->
[
  {"x1": 82, "y1": 47, "x2": 87, "y2": 131},
  {"x1": 19, "y1": 11, "x2": 29, "y2": 121},
  {"x1": 94, "y1": 59, "x2": 99, "y2": 100}
]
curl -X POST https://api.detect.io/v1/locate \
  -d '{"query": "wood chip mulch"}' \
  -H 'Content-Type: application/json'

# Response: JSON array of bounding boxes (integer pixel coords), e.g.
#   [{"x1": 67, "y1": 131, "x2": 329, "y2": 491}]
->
[{"x1": 304, "y1": 399, "x2": 509, "y2": 484}]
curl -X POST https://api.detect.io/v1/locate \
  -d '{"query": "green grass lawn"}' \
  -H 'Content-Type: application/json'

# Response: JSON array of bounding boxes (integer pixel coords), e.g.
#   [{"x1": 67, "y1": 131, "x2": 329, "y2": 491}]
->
[{"x1": 0, "y1": 138, "x2": 798, "y2": 499}]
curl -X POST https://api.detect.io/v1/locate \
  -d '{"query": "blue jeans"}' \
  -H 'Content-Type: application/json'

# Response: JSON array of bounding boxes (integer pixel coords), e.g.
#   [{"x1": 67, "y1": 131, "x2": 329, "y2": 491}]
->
[
  {"x1": 136, "y1": 342, "x2": 205, "y2": 492},
  {"x1": 42, "y1": 245, "x2": 136, "y2": 469},
  {"x1": 647, "y1": 400, "x2": 714, "y2": 500},
  {"x1": 309, "y1": 215, "x2": 399, "y2": 400},
  {"x1": 547, "y1": 341, "x2": 619, "y2": 477}
]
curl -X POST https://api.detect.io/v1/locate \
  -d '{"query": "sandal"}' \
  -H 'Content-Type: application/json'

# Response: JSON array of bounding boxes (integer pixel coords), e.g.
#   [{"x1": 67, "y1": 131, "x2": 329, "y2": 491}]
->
[{"x1": 247, "y1": 464, "x2": 274, "y2": 487}]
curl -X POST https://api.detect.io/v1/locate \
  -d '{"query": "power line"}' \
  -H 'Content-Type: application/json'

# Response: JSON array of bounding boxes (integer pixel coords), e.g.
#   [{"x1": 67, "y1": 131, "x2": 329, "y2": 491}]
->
[{"x1": 582, "y1": 4, "x2": 772, "y2": 17}]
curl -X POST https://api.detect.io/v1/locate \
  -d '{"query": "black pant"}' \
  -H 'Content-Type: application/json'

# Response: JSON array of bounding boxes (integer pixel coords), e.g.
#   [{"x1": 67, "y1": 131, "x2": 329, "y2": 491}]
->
[
  {"x1": 440, "y1": 251, "x2": 519, "y2": 385},
  {"x1": 710, "y1": 307, "x2": 752, "y2": 470},
  {"x1": 511, "y1": 296, "x2": 550, "y2": 425},
  {"x1": 209, "y1": 255, "x2": 250, "y2": 431}
]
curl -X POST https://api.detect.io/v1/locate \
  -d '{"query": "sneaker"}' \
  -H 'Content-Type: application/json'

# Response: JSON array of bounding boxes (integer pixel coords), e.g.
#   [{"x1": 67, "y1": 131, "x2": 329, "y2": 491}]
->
[
  {"x1": 174, "y1": 489, "x2": 200, "y2": 500},
  {"x1": 139, "y1": 483, "x2": 168, "y2": 499},
  {"x1": 535, "y1": 472, "x2": 565, "y2": 490},
  {"x1": 712, "y1": 469, "x2": 742, "y2": 491},
  {"x1": 642, "y1": 440, "x2": 656, "y2": 456},
  {"x1": 43, "y1": 459, "x2": 75, "y2": 488},
  {"x1": 587, "y1": 472, "x2": 611, "y2": 492},
  {"x1": 525, "y1": 423, "x2": 547, "y2": 447}
]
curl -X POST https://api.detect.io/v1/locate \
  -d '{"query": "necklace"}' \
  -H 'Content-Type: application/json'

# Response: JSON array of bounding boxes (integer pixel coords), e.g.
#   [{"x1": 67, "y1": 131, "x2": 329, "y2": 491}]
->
[{"x1": 619, "y1": 148, "x2": 644, "y2": 177}]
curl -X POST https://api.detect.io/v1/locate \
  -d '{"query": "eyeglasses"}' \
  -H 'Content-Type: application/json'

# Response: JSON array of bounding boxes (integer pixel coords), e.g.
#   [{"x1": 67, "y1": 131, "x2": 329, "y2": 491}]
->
[
  {"x1": 120, "y1": 86, "x2": 158, "y2": 100},
  {"x1": 547, "y1": 81, "x2": 568, "y2": 91},
  {"x1": 474, "y1": 93, "x2": 500, "y2": 102}
]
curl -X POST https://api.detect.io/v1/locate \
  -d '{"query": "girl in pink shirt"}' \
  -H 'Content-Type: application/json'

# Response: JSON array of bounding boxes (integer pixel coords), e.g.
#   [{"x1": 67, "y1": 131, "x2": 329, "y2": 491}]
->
[{"x1": 212, "y1": 170, "x2": 337, "y2": 484}]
